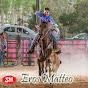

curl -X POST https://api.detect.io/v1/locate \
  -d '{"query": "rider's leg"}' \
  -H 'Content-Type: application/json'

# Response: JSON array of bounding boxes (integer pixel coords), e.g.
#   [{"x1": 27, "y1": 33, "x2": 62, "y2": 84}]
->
[
  {"x1": 28, "y1": 33, "x2": 39, "y2": 54},
  {"x1": 49, "y1": 30, "x2": 61, "y2": 53},
  {"x1": 49, "y1": 30, "x2": 59, "y2": 47}
]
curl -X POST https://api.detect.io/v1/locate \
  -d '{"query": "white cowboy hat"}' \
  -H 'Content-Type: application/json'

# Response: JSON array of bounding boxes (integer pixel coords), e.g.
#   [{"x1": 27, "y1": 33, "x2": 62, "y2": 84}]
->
[
  {"x1": 54, "y1": 24, "x2": 58, "y2": 27},
  {"x1": 24, "y1": 23, "x2": 29, "y2": 26},
  {"x1": 0, "y1": 30, "x2": 3, "y2": 34}
]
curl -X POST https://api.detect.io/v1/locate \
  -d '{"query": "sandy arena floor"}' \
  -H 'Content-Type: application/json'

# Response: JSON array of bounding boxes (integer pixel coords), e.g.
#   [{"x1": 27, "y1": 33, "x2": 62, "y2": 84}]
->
[
  {"x1": 0, "y1": 66, "x2": 88, "y2": 88},
  {"x1": 0, "y1": 49, "x2": 88, "y2": 88}
]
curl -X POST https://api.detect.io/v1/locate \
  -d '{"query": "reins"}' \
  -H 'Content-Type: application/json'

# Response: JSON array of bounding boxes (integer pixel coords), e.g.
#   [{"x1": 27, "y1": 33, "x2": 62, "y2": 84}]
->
[{"x1": 40, "y1": 22, "x2": 52, "y2": 40}]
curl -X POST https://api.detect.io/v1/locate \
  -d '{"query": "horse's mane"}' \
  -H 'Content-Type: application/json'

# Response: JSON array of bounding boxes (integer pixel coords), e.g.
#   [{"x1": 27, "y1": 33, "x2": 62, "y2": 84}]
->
[
  {"x1": 39, "y1": 22, "x2": 48, "y2": 31},
  {"x1": 45, "y1": 48, "x2": 53, "y2": 58}
]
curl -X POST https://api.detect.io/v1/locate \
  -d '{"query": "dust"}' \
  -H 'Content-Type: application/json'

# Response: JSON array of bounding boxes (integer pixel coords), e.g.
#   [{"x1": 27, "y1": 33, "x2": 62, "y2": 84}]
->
[{"x1": 0, "y1": 46, "x2": 88, "y2": 87}]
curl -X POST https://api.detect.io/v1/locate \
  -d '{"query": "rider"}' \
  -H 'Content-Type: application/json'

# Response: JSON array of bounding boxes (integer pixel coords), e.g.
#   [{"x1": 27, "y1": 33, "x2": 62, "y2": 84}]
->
[
  {"x1": 28, "y1": 7, "x2": 60, "y2": 54},
  {"x1": 0, "y1": 30, "x2": 6, "y2": 67},
  {"x1": 52, "y1": 24, "x2": 60, "y2": 40}
]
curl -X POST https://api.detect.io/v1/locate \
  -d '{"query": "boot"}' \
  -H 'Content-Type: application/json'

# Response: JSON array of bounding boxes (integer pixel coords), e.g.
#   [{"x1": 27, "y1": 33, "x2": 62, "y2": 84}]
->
[
  {"x1": 27, "y1": 44, "x2": 35, "y2": 54},
  {"x1": 53, "y1": 41, "x2": 62, "y2": 54}
]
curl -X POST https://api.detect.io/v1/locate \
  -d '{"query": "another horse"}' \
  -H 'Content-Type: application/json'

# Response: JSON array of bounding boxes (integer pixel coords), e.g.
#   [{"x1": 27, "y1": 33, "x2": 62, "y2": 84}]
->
[{"x1": 45, "y1": 48, "x2": 61, "y2": 76}]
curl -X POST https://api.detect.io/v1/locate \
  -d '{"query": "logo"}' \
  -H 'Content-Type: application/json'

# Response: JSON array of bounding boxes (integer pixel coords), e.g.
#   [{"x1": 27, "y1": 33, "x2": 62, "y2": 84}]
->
[{"x1": 2, "y1": 76, "x2": 16, "y2": 84}]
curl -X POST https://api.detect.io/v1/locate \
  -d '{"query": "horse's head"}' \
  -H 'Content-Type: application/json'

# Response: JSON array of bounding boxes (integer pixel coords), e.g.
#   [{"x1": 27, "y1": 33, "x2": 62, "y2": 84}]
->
[
  {"x1": 46, "y1": 48, "x2": 61, "y2": 64},
  {"x1": 39, "y1": 21, "x2": 48, "y2": 35}
]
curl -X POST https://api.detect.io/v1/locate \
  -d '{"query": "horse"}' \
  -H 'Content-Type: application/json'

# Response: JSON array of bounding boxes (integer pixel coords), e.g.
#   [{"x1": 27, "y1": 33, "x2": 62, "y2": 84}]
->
[{"x1": 34, "y1": 22, "x2": 61, "y2": 76}]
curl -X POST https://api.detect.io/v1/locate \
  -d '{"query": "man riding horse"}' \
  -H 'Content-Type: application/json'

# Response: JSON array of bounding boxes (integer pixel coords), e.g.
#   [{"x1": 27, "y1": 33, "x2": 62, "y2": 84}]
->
[{"x1": 28, "y1": 7, "x2": 61, "y2": 54}]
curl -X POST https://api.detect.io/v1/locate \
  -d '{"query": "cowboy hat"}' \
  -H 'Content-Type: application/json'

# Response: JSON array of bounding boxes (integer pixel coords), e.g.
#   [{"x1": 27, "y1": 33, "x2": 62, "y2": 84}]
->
[{"x1": 54, "y1": 24, "x2": 58, "y2": 27}]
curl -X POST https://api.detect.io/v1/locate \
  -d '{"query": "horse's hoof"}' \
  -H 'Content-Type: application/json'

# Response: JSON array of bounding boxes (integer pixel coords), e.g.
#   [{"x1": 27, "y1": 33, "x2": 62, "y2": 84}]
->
[{"x1": 60, "y1": 61, "x2": 62, "y2": 64}]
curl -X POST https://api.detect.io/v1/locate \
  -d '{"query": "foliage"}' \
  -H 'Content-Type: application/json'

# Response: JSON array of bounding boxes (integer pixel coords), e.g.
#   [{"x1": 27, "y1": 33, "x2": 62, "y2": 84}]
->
[
  {"x1": 59, "y1": 0, "x2": 88, "y2": 34},
  {"x1": 27, "y1": 2, "x2": 47, "y2": 27},
  {"x1": 0, "y1": 0, "x2": 88, "y2": 37}
]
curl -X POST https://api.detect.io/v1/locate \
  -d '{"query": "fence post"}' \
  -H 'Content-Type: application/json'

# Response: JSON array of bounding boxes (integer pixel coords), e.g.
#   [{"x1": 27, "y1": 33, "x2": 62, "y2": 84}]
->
[
  {"x1": 7, "y1": 40, "x2": 8, "y2": 65},
  {"x1": 17, "y1": 35, "x2": 22, "y2": 66},
  {"x1": 28, "y1": 38, "x2": 32, "y2": 66}
]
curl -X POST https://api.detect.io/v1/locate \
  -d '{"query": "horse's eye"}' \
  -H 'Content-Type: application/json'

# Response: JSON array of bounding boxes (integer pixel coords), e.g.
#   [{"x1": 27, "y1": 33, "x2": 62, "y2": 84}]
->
[{"x1": 47, "y1": 59, "x2": 50, "y2": 63}]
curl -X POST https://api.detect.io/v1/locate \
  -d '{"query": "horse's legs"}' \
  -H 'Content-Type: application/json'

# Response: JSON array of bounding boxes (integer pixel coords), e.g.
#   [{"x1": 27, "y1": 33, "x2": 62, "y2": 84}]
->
[
  {"x1": 41, "y1": 62, "x2": 44, "y2": 74},
  {"x1": 45, "y1": 61, "x2": 49, "y2": 74},
  {"x1": 45, "y1": 60, "x2": 52, "y2": 77},
  {"x1": 49, "y1": 64, "x2": 52, "y2": 77},
  {"x1": 38, "y1": 59, "x2": 41, "y2": 76}
]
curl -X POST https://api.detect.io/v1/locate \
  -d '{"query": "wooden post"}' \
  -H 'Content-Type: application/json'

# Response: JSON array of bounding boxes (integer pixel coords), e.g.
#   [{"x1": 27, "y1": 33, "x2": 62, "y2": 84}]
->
[
  {"x1": 17, "y1": 35, "x2": 22, "y2": 66},
  {"x1": 36, "y1": 0, "x2": 39, "y2": 24}
]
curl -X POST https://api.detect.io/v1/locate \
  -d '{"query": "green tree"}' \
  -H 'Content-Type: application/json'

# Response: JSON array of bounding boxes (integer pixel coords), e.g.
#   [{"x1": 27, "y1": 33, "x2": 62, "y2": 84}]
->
[
  {"x1": 27, "y1": 2, "x2": 47, "y2": 28},
  {"x1": 0, "y1": 0, "x2": 11, "y2": 25},
  {"x1": 59, "y1": 0, "x2": 88, "y2": 35}
]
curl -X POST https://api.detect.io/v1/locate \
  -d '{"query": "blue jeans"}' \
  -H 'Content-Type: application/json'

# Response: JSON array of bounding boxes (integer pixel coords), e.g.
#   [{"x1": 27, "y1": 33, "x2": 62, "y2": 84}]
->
[
  {"x1": 30, "y1": 30, "x2": 59, "y2": 47},
  {"x1": 49, "y1": 30, "x2": 59, "y2": 46},
  {"x1": 0, "y1": 50, "x2": 4, "y2": 66}
]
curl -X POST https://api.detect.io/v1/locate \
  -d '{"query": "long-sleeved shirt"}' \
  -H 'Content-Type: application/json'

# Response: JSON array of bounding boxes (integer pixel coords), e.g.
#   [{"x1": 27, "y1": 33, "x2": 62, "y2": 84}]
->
[{"x1": 35, "y1": 12, "x2": 56, "y2": 27}]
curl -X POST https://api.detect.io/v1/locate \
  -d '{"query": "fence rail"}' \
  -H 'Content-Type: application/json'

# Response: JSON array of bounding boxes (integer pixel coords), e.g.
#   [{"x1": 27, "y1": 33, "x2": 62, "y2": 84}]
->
[
  {"x1": 1, "y1": 37, "x2": 88, "y2": 66},
  {"x1": 2, "y1": 37, "x2": 37, "y2": 66}
]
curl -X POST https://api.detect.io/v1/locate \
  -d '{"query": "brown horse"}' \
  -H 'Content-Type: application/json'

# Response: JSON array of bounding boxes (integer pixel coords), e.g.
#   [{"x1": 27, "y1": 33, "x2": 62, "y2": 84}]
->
[{"x1": 34, "y1": 22, "x2": 61, "y2": 76}]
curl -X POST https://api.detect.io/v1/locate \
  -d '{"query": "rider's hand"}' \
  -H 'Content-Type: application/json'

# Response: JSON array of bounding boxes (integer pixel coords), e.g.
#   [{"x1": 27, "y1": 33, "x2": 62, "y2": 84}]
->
[
  {"x1": 36, "y1": 11, "x2": 39, "y2": 14},
  {"x1": 50, "y1": 22, "x2": 53, "y2": 25}
]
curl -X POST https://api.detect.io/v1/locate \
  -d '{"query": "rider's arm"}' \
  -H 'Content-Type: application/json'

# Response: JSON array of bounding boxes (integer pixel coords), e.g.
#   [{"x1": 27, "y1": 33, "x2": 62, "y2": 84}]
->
[
  {"x1": 49, "y1": 16, "x2": 56, "y2": 25},
  {"x1": 35, "y1": 11, "x2": 44, "y2": 17}
]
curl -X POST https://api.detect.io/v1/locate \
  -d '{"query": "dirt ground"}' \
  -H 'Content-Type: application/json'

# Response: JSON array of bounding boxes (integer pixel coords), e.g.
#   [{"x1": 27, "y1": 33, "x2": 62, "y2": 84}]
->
[
  {"x1": 0, "y1": 82, "x2": 88, "y2": 88},
  {"x1": 0, "y1": 66, "x2": 88, "y2": 88}
]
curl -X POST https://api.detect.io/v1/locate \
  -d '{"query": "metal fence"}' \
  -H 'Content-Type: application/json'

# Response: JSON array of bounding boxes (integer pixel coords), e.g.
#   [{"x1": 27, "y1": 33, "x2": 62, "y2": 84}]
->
[
  {"x1": 59, "y1": 39, "x2": 88, "y2": 54},
  {"x1": 2, "y1": 37, "x2": 37, "y2": 66},
  {"x1": 1, "y1": 37, "x2": 88, "y2": 66}
]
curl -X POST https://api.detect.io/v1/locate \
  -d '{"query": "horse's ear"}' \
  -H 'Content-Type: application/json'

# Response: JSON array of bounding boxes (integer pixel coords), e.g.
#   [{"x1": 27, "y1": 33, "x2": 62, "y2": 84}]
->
[{"x1": 53, "y1": 48, "x2": 61, "y2": 54}]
